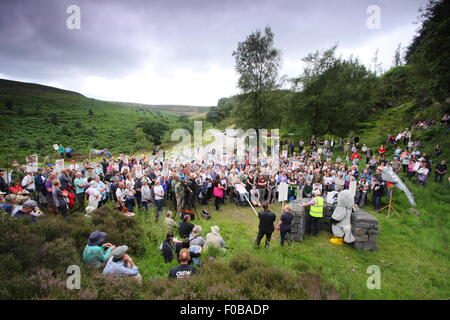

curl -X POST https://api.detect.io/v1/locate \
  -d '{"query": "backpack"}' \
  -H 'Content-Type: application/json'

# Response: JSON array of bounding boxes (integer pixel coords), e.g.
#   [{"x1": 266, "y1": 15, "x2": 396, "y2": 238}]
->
[
  {"x1": 201, "y1": 210, "x2": 211, "y2": 219},
  {"x1": 213, "y1": 186, "x2": 223, "y2": 198}
]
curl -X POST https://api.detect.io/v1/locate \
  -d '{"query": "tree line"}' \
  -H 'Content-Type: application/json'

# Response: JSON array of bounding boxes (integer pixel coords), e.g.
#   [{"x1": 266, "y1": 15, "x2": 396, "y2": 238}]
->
[{"x1": 206, "y1": 0, "x2": 449, "y2": 139}]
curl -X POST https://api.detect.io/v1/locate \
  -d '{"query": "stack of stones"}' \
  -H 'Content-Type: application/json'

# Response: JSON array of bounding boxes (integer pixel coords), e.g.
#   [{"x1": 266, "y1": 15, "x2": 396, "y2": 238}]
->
[
  {"x1": 289, "y1": 200, "x2": 307, "y2": 242},
  {"x1": 320, "y1": 203, "x2": 336, "y2": 234},
  {"x1": 351, "y1": 209, "x2": 379, "y2": 251},
  {"x1": 289, "y1": 198, "x2": 379, "y2": 251}
]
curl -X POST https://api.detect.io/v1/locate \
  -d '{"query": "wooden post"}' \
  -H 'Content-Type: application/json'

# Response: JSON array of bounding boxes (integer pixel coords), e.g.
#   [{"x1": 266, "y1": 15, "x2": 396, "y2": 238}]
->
[{"x1": 388, "y1": 188, "x2": 393, "y2": 217}]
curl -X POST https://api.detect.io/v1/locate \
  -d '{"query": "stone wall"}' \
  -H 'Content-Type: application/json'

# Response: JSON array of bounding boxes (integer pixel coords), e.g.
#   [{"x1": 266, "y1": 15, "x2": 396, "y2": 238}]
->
[
  {"x1": 289, "y1": 199, "x2": 379, "y2": 251},
  {"x1": 351, "y1": 209, "x2": 379, "y2": 251}
]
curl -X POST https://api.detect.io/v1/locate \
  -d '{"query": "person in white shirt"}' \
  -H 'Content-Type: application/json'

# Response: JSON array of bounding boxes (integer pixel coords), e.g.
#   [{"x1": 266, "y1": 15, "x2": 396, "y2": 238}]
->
[
  {"x1": 21, "y1": 172, "x2": 35, "y2": 193},
  {"x1": 115, "y1": 182, "x2": 125, "y2": 209},
  {"x1": 123, "y1": 183, "x2": 136, "y2": 212},
  {"x1": 417, "y1": 163, "x2": 429, "y2": 187},
  {"x1": 153, "y1": 180, "x2": 165, "y2": 220},
  {"x1": 94, "y1": 176, "x2": 108, "y2": 207},
  {"x1": 86, "y1": 180, "x2": 101, "y2": 209}
]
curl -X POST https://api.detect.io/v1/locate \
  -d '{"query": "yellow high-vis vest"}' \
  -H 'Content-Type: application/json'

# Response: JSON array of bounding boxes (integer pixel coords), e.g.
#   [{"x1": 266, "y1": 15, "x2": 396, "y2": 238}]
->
[{"x1": 310, "y1": 196, "x2": 324, "y2": 218}]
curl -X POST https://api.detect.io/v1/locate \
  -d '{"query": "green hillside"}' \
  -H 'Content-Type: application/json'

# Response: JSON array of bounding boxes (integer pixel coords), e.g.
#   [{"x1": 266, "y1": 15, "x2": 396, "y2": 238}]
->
[
  {"x1": 114, "y1": 101, "x2": 212, "y2": 117},
  {"x1": 0, "y1": 79, "x2": 191, "y2": 165}
]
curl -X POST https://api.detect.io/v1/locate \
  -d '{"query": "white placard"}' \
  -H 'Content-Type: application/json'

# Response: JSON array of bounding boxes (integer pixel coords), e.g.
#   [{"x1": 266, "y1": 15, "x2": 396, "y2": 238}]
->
[
  {"x1": 135, "y1": 164, "x2": 143, "y2": 178},
  {"x1": 277, "y1": 183, "x2": 289, "y2": 202},
  {"x1": 26, "y1": 155, "x2": 38, "y2": 173},
  {"x1": 55, "y1": 159, "x2": 64, "y2": 172},
  {"x1": 349, "y1": 180, "x2": 357, "y2": 197},
  {"x1": 235, "y1": 184, "x2": 247, "y2": 194}
]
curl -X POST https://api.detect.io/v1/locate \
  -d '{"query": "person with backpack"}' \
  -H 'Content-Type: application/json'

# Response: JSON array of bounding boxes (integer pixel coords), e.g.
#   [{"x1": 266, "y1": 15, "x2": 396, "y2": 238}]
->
[
  {"x1": 52, "y1": 179, "x2": 69, "y2": 217},
  {"x1": 189, "y1": 225, "x2": 205, "y2": 265}
]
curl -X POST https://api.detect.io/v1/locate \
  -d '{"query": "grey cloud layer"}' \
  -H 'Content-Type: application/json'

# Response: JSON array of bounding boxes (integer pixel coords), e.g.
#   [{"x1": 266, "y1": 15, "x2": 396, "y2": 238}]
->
[{"x1": 0, "y1": 0, "x2": 427, "y2": 89}]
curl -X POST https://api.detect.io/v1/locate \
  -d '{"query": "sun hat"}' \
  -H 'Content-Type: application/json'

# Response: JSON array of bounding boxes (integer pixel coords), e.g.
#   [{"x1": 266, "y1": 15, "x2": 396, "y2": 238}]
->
[
  {"x1": 211, "y1": 226, "x2": 220, "y2": 235},
  {"x1": 111, "y1": 245, "x2": 128, "y2": 259},
  {"x1": 22, "y1": 200, "x2": 38, "y2": 208},
  {"x1": 88, "y1": 230, "x2": 107, "y2": 246},
  {"x1": 5, "y1": 194, "x2": 17, "y2": 201}
]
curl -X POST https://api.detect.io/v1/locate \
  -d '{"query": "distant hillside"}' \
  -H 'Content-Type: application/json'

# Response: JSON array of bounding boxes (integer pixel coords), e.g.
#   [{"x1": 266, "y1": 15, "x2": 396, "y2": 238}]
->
[
  {"x1": 114, "y1": 101, "x2": 212, "y2": 116},
  {"x1": 0, "y1": 79, "x2": 186, "y2": 165},
  {"x1": 0, "y1": 78, "x2": 83, "y2": 97}
]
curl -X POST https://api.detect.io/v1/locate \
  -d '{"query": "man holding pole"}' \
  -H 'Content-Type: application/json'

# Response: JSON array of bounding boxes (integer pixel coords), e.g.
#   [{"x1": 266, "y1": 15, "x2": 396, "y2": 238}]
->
[{"x1": 255, "y1": 201, "x2": 276, "y2": 249}]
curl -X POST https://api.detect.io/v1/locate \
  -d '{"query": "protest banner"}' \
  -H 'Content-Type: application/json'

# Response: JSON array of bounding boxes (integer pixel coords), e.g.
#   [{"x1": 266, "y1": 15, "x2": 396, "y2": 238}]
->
[
  {"x1": 55, "y1": 159, "x2": 64, "y2": 172},
  {"x1": 25, "y1": 155, "x2": 38, "y2": 173},
  {"x1": 277, "y1": 183, "x2": 288, "y2": 202},
  {"x1": 349, "y1": 180, "x2": 357, "y2": 197}
]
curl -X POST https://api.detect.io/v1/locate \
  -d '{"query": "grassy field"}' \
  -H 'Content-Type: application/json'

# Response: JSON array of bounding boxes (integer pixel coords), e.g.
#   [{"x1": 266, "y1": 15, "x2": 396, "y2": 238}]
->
[
  {"x1": 130, "y1": 170, "x2": 449, "y2": 300},
  {"x1": 1, "y1": 79, "x2": 448, "y2": 300}
]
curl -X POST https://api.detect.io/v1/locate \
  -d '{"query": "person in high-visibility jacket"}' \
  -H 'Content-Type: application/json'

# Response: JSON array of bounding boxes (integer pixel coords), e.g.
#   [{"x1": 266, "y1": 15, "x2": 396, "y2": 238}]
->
[{"x1": 301, "y1": 189, "x2": 324, "y2": 236}]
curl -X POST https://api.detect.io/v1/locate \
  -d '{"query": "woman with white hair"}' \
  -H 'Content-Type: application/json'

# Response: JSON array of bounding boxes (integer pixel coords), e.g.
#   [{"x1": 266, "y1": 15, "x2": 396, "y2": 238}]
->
[
  {"x1": 204, "y1": 225, "x2": 225, "y2": 251},
  {"x1": 300, "y1": 189, "x2": 324, "y2": 237},
  {"x1": 86, "y1": 180, "x2": 101, "y2": 209}
]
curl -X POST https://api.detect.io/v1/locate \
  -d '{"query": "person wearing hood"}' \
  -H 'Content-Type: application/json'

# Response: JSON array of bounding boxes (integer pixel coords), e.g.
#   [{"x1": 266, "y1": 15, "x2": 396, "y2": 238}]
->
[{"x1": 82, "y1": 230, "x2": 115, "y2": 269}]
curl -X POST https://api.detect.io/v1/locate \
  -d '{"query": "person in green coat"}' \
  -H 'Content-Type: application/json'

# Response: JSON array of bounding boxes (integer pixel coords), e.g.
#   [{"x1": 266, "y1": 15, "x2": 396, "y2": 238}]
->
[
  {"x1": 58, "y1": 144, "x2": 65, "y2": 159},
  {"x1": 82, "y1": 230, "x2": 116, "y2": 269}
]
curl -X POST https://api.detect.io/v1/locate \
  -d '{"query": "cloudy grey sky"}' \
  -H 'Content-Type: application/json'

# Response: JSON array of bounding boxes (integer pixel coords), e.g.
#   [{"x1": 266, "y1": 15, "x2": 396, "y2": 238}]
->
[{"x1": 0, "y1": 0, "x2": 427, "y2": 106}]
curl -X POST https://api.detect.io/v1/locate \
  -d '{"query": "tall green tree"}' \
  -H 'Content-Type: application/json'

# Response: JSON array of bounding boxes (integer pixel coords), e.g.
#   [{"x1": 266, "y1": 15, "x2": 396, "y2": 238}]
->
[
  {"x1": 232, "y1": 26, "x2": 282, "y2": 151},
  {"x1": 393, "y1": 43, "x2": 403, "y2": 67},
  {"x1": 406, "y1": 0, "x2": 450, "y2": 102},
  {"x1": 291, "y1": 46, "x2": 377, "y2": 137}
]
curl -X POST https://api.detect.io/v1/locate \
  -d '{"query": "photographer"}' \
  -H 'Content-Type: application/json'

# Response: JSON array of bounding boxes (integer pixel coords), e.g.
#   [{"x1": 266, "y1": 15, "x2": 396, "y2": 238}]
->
[
  {"x1": 174, "y1": 177, "x2": 185, "y2": 215},
  {"x1": 184, "y1": 174, "x2": 197, "y2": 210}
]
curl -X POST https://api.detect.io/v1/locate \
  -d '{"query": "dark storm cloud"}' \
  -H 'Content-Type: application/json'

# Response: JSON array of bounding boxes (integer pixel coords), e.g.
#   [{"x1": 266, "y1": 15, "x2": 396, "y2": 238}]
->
[{"x1": 0, "y1": 0, "x2": 427, "y2": 97}]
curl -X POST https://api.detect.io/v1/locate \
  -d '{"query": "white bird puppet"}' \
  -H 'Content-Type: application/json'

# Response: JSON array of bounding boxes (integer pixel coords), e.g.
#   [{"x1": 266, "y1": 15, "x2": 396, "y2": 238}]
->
[{"x1": 381, "y1": 167, "x2": 416, "y2": 207}]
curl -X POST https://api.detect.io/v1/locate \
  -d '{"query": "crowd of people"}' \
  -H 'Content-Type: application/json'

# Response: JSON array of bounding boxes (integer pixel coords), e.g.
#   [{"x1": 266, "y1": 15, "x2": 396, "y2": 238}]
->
[{"x1": 0, "y1": 119, "x2": 448, "y2": 282}]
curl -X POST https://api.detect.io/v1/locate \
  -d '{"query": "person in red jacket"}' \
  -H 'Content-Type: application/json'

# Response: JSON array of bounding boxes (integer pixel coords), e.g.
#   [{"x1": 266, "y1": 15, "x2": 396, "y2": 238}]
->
[
  {"x1": 9, "y1": 184, "x2": 24, "y2": 195},
  {"x1": 66, "y1": 190, "x2": 76, "y2": 208},
  {"x1": 378, "y1": 144, "x2": 386, "y2": 155}
]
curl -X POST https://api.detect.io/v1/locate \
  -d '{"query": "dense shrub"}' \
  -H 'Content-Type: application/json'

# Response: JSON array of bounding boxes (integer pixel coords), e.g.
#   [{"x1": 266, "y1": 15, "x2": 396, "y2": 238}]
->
[{"x1": 0, "y1": 208, "x2": 338, "y2": 300}]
